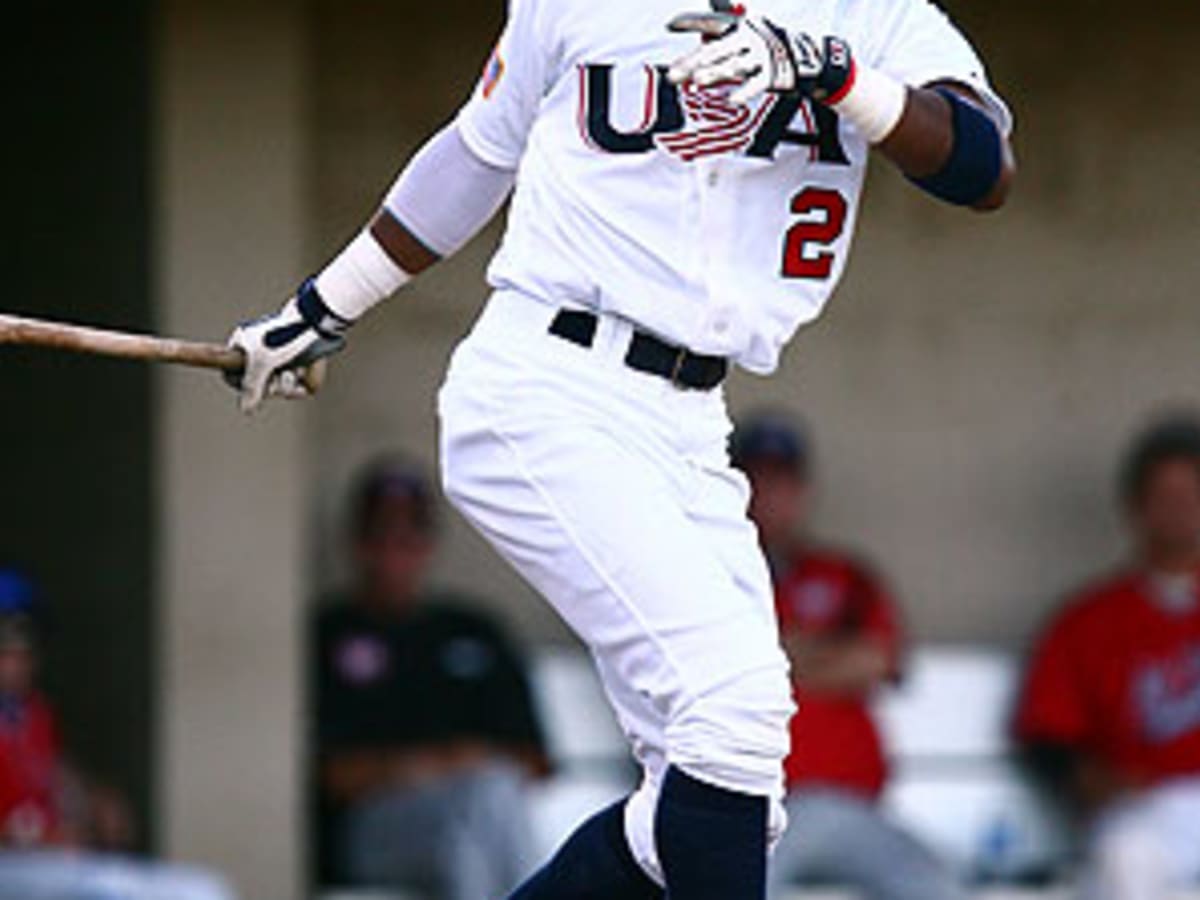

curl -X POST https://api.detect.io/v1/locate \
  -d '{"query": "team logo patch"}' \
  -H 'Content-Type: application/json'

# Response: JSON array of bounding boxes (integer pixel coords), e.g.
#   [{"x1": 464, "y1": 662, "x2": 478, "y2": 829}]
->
[
  {"x1": 791, "y1": 581, "x2": 839, "y2": 624},
  {"x1": 482, "y1": 44, "x2": 506, "y2": 99},
  {"x1": 1135, "y1": 643, "x2": 1200, "y2": 743},
  {"x1": 335, "y1": 635, "x2": 391, "y2": 685}
]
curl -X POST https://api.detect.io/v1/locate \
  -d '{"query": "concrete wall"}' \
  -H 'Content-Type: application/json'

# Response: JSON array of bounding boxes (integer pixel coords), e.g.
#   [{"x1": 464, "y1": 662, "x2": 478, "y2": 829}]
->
[
  {"x1": 307, "y1": 0, "x2": 1200, "y2": 647},
  {"x1": 156, "y1": 1, "x2": 308, "y2": 896}
]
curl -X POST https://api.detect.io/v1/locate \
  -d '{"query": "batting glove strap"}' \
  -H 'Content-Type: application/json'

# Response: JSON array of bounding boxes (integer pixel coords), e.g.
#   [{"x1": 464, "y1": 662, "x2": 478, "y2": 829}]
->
[
  {"x1": 296, "y1": 278, "x2": 353, "y2": 340},
  {"x1": 808, "y1": 36, "x2": 855, "y2": 103},
  {"x1": 775, "y1": 28, "x2": 906, "y2": 145}
]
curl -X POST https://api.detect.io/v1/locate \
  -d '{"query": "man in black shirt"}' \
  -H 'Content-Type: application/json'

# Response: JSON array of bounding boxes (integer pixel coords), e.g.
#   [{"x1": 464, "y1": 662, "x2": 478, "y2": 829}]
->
[{"x1": 313, "y1": 458, "x2": 549, "y2": 899}]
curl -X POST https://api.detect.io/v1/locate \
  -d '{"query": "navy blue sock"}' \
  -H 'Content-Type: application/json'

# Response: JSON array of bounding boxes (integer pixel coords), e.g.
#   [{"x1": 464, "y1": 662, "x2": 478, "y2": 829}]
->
[
  {"x1": 508, "y1": 799, "x2": 663, "y2": 900},
  {"x1": 654, "y1": 766, "x2": 768, "y2": 900}
]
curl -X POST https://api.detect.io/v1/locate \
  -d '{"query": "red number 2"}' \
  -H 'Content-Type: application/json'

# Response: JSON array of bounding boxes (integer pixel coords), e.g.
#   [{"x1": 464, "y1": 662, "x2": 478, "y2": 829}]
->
[{"x1": 781, "y1": 187, "x2": 848, "y2": 280}]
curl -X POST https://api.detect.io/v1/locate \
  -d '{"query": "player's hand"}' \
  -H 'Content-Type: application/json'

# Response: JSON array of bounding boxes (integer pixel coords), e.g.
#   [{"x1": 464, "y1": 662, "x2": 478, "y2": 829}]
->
[
  {"x1": 225, "y1": 279, "x2": 348, "y2": 414},
  {"x1": 667, "y1": 13, "x2": 852, "y2": 108}
]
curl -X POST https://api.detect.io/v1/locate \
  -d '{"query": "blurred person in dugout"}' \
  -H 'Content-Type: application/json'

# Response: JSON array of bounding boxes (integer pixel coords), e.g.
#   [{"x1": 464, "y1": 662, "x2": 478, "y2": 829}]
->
[
  {"x1": 1015, "y1": 416, "x2": 1200, "y2": 900},
  {"x1": 731, "y1": 412, "x2": 963, "y2": 900},
  {"x1": 312, "y1": 456, "x2": 550, "y2": 899},
  {"x1": 0, "y1": 569, "x2": 233, "y2": 900}
]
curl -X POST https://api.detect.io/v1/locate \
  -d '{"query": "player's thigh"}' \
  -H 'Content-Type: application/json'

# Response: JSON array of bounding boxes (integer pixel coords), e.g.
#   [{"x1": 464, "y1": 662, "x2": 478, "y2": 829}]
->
[
  {"x1": 684, "y1": 450, "x2": 776, "y2": 634},
  {"x1": 1080, "y1": 816, "x2": 1169, "y2": 900},
  {"x1": 439, "y1": 379, "x2": 789, "y2": 746},
  {"x1": 1144, "y1": 780, "x2": 1200, "y2": 882},
  {"x1": 455, "y1": 761, "x2": 538, "y2": 876},
  {"x1": 0, "y1": 852, "x2": 234, "y2": 900},
  {"x1": 341, "y1": 782, "x2": 466, "y2": 888},
  {"x1": 1086, "y1": 784, "x2": 1200, "y2": 893}
]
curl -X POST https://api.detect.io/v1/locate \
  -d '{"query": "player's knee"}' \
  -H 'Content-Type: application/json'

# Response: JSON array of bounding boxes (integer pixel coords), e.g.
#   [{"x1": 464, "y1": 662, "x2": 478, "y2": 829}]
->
[{"x1": 666, "y1": 662, "x2": 794, "y2": 795}]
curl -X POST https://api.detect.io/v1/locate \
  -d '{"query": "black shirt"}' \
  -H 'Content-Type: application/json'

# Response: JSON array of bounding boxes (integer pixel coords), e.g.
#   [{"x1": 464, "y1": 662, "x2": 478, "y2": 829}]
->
[{"x1": 313, "y1": 595, "x2": 546, "y2": 756}]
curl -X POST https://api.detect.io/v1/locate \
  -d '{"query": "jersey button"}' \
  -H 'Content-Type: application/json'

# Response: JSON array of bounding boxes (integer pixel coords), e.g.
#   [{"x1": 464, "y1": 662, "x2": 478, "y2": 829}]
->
[{"x1": 706, "y1": 172, "x2": 720, "y2": 188}]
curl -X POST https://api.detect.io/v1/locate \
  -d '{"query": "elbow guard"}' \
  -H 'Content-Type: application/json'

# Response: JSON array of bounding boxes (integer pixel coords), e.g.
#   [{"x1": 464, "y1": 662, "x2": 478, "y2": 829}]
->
[{"x1": 910, "y1": 87, "x2": 1004, "y2": 207}]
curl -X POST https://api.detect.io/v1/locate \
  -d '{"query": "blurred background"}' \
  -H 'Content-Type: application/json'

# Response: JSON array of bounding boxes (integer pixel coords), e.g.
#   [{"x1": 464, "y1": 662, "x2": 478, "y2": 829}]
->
[{"x1": 4, "y1": 0, "x2": 1200, "y2": 898}]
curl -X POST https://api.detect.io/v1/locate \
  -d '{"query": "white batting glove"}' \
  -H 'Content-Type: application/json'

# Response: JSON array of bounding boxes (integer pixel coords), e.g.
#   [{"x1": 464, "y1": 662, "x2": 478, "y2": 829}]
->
[
  {"x1": 226, "y1": 279, "x2": 349, "y2": 414},
  {"x1": 668, "y1": 12, "x2": 908, "y2": 144},
  {"x1": 668, "y1": 13, "x2": 839, "y2": 108}
]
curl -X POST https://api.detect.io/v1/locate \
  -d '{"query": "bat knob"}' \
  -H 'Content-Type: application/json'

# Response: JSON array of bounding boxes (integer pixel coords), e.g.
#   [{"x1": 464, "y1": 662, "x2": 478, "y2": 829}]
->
[{"x1": 300, "y1": 358, "x2": 329, "y2": 394}]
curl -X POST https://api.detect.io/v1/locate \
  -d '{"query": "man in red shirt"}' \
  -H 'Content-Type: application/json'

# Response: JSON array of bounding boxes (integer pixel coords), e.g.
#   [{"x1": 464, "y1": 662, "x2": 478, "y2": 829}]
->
[
  {"x1": 1015, "y1": 418, "x2": 1200, "y2": 900},
  {"x1": 0, "y1": 570, "x2": 236, "y2": 899},
  {"x1": 0, "y1": 583, "x2": 61, "y2": 847},
  {"x1": 732, "y1": 413, "x2": 962, "y2": 900}
]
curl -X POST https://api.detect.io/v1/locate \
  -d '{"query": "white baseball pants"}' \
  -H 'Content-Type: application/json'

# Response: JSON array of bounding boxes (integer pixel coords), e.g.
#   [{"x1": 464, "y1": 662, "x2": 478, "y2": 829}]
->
[
  {"x1": 438, "y1": 288, "x2": 794, "y2": 883},
  {"x1": 1080, "y1": 777, "x2": 1200, "y2": 900}
]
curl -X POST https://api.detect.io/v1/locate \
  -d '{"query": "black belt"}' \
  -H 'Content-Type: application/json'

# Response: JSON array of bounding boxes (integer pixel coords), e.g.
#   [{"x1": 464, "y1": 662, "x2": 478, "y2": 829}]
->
[{"x1": 549, "y1": 310, "x2": 728, "y2": 391}]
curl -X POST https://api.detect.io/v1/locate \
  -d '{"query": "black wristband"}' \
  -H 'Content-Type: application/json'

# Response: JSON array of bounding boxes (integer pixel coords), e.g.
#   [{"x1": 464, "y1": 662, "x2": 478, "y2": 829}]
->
[{"x1": 296, "y1": 278, "x2": 353, "y2": 339}]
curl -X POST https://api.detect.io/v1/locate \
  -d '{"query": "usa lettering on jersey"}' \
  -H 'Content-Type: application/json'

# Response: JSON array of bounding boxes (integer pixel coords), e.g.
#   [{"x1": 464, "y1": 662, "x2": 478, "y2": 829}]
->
[{"x1": 578, "y1": 65, "x2": 850, "y2": 165}]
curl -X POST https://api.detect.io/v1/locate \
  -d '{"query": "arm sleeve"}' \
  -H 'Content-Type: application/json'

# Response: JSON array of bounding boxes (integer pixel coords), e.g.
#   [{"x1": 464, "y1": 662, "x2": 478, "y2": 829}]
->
[
  {"x1": 382, "y1": 123, "x2": 516, "y2": 258},
  {"x1": 1013, "y1": 612, "x2": 1092, "y2": 747},
  {"x1": 455, "y1": 0, "x2": 555, "y2": 169},
  {"x1": 863, "y1": 0, "x2": 1013, "y2": 136},
  {"x1": 854, "y1": 566, "x2": 906, "y2": 682}
]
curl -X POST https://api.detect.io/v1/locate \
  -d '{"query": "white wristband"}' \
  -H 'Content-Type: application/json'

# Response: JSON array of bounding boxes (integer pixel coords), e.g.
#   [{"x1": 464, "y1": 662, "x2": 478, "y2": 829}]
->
[
  {"x1": 313, "y1": 230, "x2": 412, "y2": 323},
  {"x1": 831, "y1": 64, "x2": 908, "y2": 145}
]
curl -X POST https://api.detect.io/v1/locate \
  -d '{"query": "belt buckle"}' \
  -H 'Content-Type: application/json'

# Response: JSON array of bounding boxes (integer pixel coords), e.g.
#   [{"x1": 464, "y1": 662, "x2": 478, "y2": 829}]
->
[{"x1": 669, "y1": 348, "x2": 690, "y2": 388}]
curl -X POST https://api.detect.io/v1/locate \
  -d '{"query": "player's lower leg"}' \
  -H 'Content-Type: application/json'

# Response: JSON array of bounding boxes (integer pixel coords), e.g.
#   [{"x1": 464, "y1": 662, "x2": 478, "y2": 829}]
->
[
  {"x1": 507, "y1": 799, "x2": 664, "y2": 900},
  {"x1": 655, "y1": 766, "x2": 769, "y2": 900}
]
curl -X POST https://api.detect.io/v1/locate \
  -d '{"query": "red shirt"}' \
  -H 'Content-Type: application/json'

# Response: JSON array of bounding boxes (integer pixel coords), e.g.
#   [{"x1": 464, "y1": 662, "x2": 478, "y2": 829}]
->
[
  {"x1": 0, "y1": 693, "x2": 61, "y2": 845},
  {"x1": 1014, "y1": 569, "x2": 1200, "y2": 786},
  {"x1": 775, "y1": 548, "x2": 903, "y2": 799}
]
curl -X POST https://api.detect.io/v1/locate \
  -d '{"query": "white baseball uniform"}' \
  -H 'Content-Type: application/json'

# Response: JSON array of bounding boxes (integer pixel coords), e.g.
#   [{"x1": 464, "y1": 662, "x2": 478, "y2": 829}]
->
[{"x1": 436, "y1": 0, "x2": 1010, "y2": 884}]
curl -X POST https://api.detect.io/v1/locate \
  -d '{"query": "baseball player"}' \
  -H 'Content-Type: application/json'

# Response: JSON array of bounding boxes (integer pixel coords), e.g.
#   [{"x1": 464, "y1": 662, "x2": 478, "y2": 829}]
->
[
  {"x1": 730, "y1": 413, "x2": 963, "y2": 900},
  {"x1": 1015, "y1": 418, "x2": 1200, "y2": 900},
  {"x1": 227, "y1": 1, "x2": 1015, "y2": 896}
]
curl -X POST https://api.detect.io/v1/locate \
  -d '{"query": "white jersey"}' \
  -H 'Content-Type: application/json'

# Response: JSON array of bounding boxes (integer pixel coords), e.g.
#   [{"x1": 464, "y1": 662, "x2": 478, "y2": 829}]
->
[{"x1": 457, "y1": 0, "x2": 1012, "y2": 374}]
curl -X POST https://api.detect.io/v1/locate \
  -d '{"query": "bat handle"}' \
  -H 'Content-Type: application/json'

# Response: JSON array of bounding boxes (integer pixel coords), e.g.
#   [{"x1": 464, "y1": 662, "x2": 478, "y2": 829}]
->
[
  {"x1": 221, "y1": 348, "x2": 330, "y2": 395},
  {"x1": 298, "y1": 358, "x2": 329, "y2": 394}
]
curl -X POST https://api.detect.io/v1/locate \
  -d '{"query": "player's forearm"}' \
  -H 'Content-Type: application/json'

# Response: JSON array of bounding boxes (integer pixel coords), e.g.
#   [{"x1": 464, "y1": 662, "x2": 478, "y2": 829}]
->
[
  {"x1": 785, "y1": 635, "x2": 892, "y2": 695},
  {"x1": 323, "y1": 740, "x2": 510, "y2": 803},
  {"x1": 823, "y1": 64, "x2": 1014, "y2": 212},
  {"x1": 806, "y1": 41, "x2": 1014, "y2": 211},
  {"x1": 369, "y1": 209, "x2": 440, "y2": 278},
  {"x1": 878, "y1": 85, "x2": 1016, "y2": 211},
  {"x1": 1021, "y1": 740, "x2": 1136, "y2": 817}
]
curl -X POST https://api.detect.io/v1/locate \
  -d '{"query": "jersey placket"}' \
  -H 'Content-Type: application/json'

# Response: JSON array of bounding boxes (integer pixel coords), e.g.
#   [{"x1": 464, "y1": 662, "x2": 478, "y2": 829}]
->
[{"x1": 694, "y1": 157, "x2": 740, "y2": 351}]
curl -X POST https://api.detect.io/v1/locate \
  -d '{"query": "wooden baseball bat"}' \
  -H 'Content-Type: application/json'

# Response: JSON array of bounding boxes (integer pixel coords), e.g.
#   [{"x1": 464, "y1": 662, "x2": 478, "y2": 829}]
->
[{"x1": 0, "y1": 312, "x2": 327, "y2": 392}]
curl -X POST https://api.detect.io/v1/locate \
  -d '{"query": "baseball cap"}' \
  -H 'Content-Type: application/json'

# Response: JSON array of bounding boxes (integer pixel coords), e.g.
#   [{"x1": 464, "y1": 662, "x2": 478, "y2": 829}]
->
[
  {"x1": 1120, "y1": 414, "x2": 1200, "y2": 504},
  {"x1": 351, "y1": 456, "x2": 438, "y2": 538},
  {"x1": 731, "y1": 411, "x2": 810, "y2": 474},
  {"x1": 0, "y1": 570, "x2": 37, "y2": 649},
  {"x1": 0, "y1": 570, "x2": 34, "y2": 616}
]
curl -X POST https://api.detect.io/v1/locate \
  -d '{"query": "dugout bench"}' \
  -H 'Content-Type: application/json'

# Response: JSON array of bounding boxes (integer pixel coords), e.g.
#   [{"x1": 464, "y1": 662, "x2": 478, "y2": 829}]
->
[{"x1": 318, "y1": 646, "x2": 1200, "y2": 900}]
